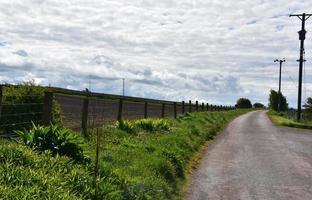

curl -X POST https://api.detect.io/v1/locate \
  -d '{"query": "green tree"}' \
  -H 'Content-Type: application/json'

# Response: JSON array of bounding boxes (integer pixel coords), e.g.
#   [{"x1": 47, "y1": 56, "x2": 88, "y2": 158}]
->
[
  {"x1": 303, "y1": 97, "x2": 312, "y2": 120},
  {"x1": 253, "y1": 102, "x2": 265, "y2": 109},
  {"x1": 268, "y1": 89, "x2": 288, "y2": 112},
  {"x1": 236, "y1": 98, "x2": 252, "y2": 108}
]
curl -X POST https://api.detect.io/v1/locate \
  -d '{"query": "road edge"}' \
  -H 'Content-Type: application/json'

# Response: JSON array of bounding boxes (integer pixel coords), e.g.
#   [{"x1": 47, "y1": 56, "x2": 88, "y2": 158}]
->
[{"x1": 181, "y1": 110, "x2": 253, "y2": 199}]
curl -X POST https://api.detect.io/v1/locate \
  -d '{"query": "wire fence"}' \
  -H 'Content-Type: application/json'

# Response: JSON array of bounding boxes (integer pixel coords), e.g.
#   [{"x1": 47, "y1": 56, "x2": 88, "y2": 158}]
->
[
  {"x1": 285, "y1": 108, "x2": 312, "y2": 122},
  {"x1": 0, "y1": 84, "x2": 236, "y2": 137},
  {"x1": 0, "y1": 91, "x2": 43, "y2": 137}
]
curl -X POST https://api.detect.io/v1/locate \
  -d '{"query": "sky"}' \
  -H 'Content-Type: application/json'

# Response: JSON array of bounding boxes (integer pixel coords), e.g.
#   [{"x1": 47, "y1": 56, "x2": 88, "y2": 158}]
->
[{"x1": 0, "y1": 0, "x2": 312, "y2": 107}]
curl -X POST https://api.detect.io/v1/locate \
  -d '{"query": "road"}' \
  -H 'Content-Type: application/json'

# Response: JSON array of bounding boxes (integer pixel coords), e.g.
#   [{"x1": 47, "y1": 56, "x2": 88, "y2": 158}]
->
[{"x1": 185, "y1": 110, "x2": 312, "y2": 200}]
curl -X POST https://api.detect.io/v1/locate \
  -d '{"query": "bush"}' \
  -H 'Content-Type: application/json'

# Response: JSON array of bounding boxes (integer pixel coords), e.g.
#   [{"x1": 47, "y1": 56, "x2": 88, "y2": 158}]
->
[
  {"x1": 303, "y1": 97, "x2": 312, "y2": 121},
  {"x1": 236, "y1": 98, "x2": 252, "y2": 108},
  {"x1": 135, "y1": 118, "x2": 170, "y2": 132},
  {"x1": 15, "y1": 123, "x2": 87, "y2": 162},
  {"x1": 115, "y1": 120, "x2": 136, "y2": 134},
  {"x1": 115, "y1": 118, "x2": 171, "y2": 134},
  {"x1": 3, "y1": 81, "x2": 44, "y2": 104},
  {"x1": 1, "y1": 82, "x2": 63, "y2": 135}
]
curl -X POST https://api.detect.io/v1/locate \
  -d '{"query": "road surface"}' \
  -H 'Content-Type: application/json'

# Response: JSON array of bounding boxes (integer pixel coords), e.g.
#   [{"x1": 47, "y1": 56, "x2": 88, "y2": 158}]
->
[{"x1": 185, "y1": 111, "x2": 312, "y2": 200}]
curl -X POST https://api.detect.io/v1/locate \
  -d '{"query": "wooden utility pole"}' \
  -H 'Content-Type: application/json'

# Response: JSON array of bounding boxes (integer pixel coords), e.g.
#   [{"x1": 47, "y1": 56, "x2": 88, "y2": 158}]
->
[
  {"x1": 274, "y1": 59, "x2": 286, "y2": 112},
  {"x1": 290, "y1": 13, "x2": 312, "y2": 121}
]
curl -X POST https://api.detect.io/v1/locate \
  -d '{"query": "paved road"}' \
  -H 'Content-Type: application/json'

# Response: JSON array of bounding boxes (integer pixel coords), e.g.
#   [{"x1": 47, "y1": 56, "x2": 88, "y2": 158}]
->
[{"x1": 185, "y1": 111, "x2": 312, "y2": 200}]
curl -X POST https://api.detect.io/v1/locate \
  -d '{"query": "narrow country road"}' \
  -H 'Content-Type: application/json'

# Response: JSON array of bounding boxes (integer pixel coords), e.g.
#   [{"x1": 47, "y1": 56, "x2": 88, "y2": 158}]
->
[{"x1": 185, "y1": 111, "x2": 312, "y2": 200}]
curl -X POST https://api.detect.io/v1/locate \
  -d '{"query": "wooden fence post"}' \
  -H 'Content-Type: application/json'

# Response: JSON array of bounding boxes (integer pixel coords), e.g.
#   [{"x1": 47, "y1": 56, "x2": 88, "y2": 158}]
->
[
  {"x1": 117, "y1": 99, "x2": 123, "y2": 121},
  {"x1": 196, "y1": 101, "x2": 199, "y2": 112},
  {"x1": 81, "y1": 97, "x2": 89, "y2": 137},
  {"x1": 202, "y1": 103, "x2": 204, "y2": 111},
  {"x1": 182, "y1": 101, "x2": 185, "y2": 113},
  {"x1": 43, "y1": 91, "x2": 53, "y2": 126},
  {"x1": 206, "y1": 103, "x2": 209, "y2": 111},
  {"x1": 189, "y1": 100, "x2": 192, "y2": 112},
  {"x1": 161, "y1": 103, "x2": 165, "y2": 118},
  {"x1": 174, "y1": 102, "x2": 177, "y2": 118},
  {"x1": 144, "y1": 101, "x2": 148, "y2": 118}
]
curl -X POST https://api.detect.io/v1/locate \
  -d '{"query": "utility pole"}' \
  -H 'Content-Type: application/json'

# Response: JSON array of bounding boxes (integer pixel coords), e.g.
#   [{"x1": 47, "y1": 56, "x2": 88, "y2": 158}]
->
[
  {"x1": 274, "y1": 58, "x2": 286, "y2": 112},
  {"x1": 290, "y1": 13, "x2": 312, "y2": 121},
  {"x1": 122, "y1": 78, "x2": 125, "y2": 96}
]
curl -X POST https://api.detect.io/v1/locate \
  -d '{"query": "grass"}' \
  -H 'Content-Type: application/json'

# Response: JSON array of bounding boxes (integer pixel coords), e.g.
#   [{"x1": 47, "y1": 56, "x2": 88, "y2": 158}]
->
[
  {"x1": 267, "y1": 110, "x2": 312, "y2": 130},
  {"x1": 0, "y1": 109, "x2": 249, "y2": 199}
]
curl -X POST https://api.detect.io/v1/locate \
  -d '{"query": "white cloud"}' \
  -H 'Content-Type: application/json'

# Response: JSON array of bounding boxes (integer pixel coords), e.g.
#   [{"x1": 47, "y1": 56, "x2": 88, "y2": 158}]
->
[{"x1": 0, "y1": 0, "x2": 312, "y2": 107}]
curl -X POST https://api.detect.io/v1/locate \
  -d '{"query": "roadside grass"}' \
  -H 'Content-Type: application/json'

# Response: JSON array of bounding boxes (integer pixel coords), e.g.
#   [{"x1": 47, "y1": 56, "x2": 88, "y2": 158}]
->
[
  {"x1": 0, "y1": 109, "x2": 249, "y2": 200},
  {"x1": 0, "y1": 139, "x2": 96, "y2": 199},
  {"x1": 267, "y1": 110, "x2": 312, "y2": 130}
]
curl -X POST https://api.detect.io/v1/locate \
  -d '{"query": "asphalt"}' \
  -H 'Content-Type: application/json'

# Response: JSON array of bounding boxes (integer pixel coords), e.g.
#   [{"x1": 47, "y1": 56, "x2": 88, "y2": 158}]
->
[{"x1": 185, "y1": 110, "x2": 312, "y2": 200}]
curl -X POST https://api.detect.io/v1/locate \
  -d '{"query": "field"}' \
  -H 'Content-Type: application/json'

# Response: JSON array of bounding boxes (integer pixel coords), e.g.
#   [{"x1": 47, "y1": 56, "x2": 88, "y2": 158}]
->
[{"x1": 0, "y1": 110, "x2": 249, "y2": 199}]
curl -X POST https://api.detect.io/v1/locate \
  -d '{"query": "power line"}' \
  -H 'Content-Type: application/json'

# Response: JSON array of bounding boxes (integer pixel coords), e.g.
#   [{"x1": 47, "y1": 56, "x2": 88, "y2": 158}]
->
[{"x1": 283, "y1": 68, "x2": 297, "y2": 87}]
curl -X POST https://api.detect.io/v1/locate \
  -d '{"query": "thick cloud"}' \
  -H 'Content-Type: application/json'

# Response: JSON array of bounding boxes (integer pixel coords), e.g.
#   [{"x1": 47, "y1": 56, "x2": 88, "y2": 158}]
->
[{"x1": 0, "y1": 0, "x2": 312, "y2": 107}]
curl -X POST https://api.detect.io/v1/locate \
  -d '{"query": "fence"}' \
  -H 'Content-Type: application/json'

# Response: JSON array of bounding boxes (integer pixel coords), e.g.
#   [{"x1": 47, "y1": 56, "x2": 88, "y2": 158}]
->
[
  {"x1": 0, "y1": 85, "x2": 236, "y2": 137},
  {"x1": 0, "y1": 85, "x2": 44, "y2": 137},
  {"x1": 285, "y1": 108, "x2": 312, "y2": 122}
]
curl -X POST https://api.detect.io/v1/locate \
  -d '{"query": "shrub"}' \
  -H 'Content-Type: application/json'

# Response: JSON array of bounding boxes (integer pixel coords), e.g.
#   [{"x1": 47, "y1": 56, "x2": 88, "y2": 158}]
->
[
  {"x1": 236, "y1": 98, "x2": 252, "y2": 108},
  {"x1": 115, "y1": 120, "x2": 136, "y2": 134},
  {"x1": 303, "y1": 97, "x2": 312, "y2": 121},
  {"x1": 1, "y1": 81, "x2": 63, "y2": 135},
  {"x1": 115, "y1": 118, "x2": 171, "y2": 134},
  {"x1": 15, "y1": 123, "x2": 87, "y2": 162},
  {"x1": 134, "y1": 118, "x2": 170, "y2": 132}
]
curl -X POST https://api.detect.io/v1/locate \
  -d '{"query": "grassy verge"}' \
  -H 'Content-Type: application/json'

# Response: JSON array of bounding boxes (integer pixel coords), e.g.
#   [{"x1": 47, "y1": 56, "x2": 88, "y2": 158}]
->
[
  {"x1": 267, "y1": 110, "x2": 312, "y2": 130},
  {"x1": 0, "y1": 109, "x2": 249, "y2": 199}
]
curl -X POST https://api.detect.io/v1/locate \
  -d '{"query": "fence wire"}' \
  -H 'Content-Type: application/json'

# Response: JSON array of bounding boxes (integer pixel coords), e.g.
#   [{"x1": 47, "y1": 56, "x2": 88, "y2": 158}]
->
[{"x1": 0, "y1": 94, "x2": 43, "y2": 136}]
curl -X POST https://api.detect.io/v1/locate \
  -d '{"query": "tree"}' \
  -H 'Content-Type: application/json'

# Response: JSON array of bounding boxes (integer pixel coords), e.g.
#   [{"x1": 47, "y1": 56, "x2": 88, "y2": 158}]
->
[
  {"x1": 236, "y1": 98, "x2": 252, "y2": 108},
  {"x1": 303, "y1": 97, "x2": 312, "y2": 120},
  {"x1": 253, "y1": 102, "x2": 265, "y2": 109},
  {"x1": 268, "y1": 89, "x2": 288, "y2": 112}
]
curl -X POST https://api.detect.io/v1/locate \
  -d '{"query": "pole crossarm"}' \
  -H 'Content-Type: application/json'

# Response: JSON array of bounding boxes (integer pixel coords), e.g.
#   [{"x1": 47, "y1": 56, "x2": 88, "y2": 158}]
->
[{"x1": 290, "y1": 14, "x2": 312, "y2": 21}]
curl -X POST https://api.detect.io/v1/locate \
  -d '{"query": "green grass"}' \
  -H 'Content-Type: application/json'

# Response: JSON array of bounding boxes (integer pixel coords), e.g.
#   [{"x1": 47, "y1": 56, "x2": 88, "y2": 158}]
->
[
  {"x1": 0, "y1": 109, "x2": 249, "y2": 199},
  {"x1": 267, "y1": 110, "x2": 312, "y2": 130}
]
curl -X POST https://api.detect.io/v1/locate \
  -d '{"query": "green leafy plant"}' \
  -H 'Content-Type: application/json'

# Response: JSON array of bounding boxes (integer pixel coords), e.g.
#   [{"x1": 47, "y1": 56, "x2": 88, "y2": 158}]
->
[
  {"x1": 15, "y1": 123, "x2": 87, "y2": 162},
  {"x1": 115, "y1": 118, "x2": 171, "y2": 134},
  {"x1": 134, "y1": 118, "x2": 171, "y2": 132},
  {"x1": 115, "y1": 120, "x2": 136, "y2": 134}
]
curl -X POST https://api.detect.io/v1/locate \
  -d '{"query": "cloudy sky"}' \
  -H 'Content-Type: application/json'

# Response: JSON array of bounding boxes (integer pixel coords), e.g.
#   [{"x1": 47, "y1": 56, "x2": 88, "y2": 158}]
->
[{"x1": 0, "y1": 0, "x2": 312, "y2": 107}]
